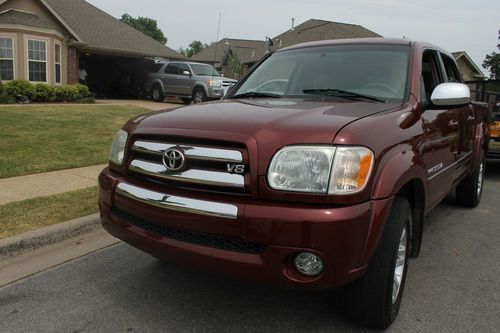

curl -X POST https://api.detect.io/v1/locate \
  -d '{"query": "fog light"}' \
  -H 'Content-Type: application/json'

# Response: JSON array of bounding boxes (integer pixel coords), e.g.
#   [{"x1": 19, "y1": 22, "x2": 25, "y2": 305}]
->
[{"x1": 294, "y1": 252, "x2": 324, "y2": 276}]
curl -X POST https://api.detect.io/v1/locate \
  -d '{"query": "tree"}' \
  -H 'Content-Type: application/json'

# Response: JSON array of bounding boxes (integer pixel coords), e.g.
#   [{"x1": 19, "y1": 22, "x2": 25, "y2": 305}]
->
[
  {"x1": 228, "y1": 54, "x2": 243, "y2": 76},
  {"x1": 483, "y1": 52, "x2": 500, "y2": 80},
  {"x1": 179, "y1": 40, "x2": 208, "y2": 57},
  {"x1": 120, "y1": 14, "x2": 167, "y2": 44}
]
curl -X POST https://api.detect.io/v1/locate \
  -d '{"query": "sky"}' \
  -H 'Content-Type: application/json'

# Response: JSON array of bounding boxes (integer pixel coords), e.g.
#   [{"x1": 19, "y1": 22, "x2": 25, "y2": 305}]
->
[{"x1": 87, "y1": 0, "x2": 499, "y2": 76}]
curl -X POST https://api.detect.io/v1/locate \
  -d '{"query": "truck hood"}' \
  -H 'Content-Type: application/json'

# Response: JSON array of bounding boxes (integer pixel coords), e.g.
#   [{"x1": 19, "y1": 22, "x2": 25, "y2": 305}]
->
[{"x1": 135, "y1": 98, "x2": 399, "y2": 145}]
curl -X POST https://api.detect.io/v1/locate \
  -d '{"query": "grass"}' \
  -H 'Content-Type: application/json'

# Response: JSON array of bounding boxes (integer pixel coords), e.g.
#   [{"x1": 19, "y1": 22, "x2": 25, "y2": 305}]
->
[
  {"x1": 0, "y1": 104, "x2": 150, "y2": 179},
  {"x1": 0, "y1": 186, "x2": 98, "y2": 239}
]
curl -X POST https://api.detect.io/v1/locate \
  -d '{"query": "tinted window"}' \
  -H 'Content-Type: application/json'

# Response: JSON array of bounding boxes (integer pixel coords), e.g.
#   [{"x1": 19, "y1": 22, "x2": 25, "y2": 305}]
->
[
  {"x1": 441, "y1": 54, "x2": 461, "y2": 82},
  {"x1": 164, "y1": 64, "x2": 179, "y2": 74},
  {"x1": 178, "y1": 63, "x2": 190, "y2": 74},
  {"x1": 421, "y1": 51, "x2": 443, "y2": 100}
]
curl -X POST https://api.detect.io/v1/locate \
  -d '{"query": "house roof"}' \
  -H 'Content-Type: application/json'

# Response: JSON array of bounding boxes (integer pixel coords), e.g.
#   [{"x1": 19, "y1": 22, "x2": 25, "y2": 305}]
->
[
  {"x1": 192, "y1": 19, "x2": 383, "y2": 66},
  {"x1": 274, "y1": 19, "x2": 382, "y2": 50},
  {"x1": 452, "y1": 51, "x2": 485, "y2": 78},
  {"x1": 41, "y1": 0, "x2": 183, "y2": 59},
  {"x1": 0, "y1": 8, "x2": 60, "y2": 32},
  {"x1": 190, "y1": 38, "x2": 266, "y2": 63}
]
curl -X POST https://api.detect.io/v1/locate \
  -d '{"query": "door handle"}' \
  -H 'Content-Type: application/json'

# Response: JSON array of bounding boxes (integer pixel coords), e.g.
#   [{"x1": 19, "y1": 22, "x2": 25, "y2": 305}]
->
[{"x1": 448, "y1": 119, "x2": 458, "y2": 127}]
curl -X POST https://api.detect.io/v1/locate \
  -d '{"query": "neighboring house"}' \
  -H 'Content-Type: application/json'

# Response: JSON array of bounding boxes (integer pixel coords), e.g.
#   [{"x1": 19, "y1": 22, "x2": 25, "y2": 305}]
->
[
  {"x1": 452, "y1": 51, "x2": 485, "y2": 81},
  {"x1": 0, "y1": 0, "x2": 183, "y2": 97},
  {"x1": 191, "y1": 19, "x2": 381, "y2": 78}
]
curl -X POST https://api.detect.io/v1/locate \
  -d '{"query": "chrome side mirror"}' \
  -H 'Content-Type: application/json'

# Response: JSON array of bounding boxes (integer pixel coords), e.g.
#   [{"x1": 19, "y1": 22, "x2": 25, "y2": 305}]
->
[{"x1": 430, "y1": 83, "x2": 470, "y2": 106}]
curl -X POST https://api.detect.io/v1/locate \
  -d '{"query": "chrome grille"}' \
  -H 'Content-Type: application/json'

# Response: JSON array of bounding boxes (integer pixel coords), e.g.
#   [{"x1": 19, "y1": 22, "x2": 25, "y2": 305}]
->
[
  {"x1": 128, "y1": 140, "x2": 249, "y2": 192},
  {"x1": 222, "y1": 80, "x2": 235, "y2": 88}
]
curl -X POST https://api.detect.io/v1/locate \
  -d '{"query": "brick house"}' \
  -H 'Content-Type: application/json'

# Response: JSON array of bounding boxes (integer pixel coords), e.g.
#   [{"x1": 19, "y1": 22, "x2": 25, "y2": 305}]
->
[{"x1": 0, "y1": 0, "x2": 183, "y2": 97}]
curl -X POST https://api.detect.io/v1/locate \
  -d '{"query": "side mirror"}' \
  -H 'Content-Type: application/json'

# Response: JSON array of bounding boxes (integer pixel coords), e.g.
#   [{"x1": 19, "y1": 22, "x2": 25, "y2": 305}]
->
[
  {"x1": 182, "y1": 70, "x2": 191, "y2": 76},
  {"x1": 430, "y1": 83, "x2": 470, "y2": 107}
]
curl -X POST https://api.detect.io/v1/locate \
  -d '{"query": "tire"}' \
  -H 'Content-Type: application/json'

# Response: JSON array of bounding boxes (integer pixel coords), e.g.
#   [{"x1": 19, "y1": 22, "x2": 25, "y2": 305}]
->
[
  {"x1": 152, "y1": 85, "x2": 164, "y2": 102},
  {"x1": 181, "y1": 97, "x2": 192, "y2": 105},
  {"x1": 193, "y1": 88, "x2": 206, "y2": 103},
  {"x1": 456, "y1": 152, "x2": 485, "y2": 207},
  {"x1": 344, "y1": 197, "x2": 411, "y2": 329}
]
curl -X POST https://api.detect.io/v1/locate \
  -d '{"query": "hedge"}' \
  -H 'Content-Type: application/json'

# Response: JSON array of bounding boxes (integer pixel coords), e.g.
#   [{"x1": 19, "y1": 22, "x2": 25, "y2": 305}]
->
[{"x1": 1, "y1": 80, "x2": 94, "y2": 104}]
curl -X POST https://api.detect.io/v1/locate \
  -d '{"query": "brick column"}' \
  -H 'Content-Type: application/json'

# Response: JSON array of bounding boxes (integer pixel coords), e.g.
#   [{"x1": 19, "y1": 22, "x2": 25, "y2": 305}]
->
[{"x1": 67, "y1": 47, "x2": 79, "y2": 84}]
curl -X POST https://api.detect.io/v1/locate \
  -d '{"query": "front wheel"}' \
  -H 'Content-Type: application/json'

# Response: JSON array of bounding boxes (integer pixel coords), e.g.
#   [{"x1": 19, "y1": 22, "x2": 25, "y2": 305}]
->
[
  {"x1": 344, "y1": 196, "x2": 411, "y2": 329},
  {"x1": 456, "y1": 152, "x2": 485, "y2": 207},
  {"x1": 180, "y1": 97, "x2": 192, "y2": 105},
  {"x1": 193, "y1": 88, "x2": 206, "y2": 103}
]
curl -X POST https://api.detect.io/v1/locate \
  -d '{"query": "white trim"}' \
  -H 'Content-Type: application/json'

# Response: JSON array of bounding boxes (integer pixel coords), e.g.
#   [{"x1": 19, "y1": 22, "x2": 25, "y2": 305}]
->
[
  {"x1": 39, "y1": 0, "x2": 83, "y2": 42},
  {"x1": 25, "y1": 36, "x2": 49, "y2": 84},
  {"x1": 54, "y1": 41, "x2": 62, "y2": 85},
  {"x1": 0, "y1": 33, "x2": 16, "y2": 81},
  {"x1": 0, "y1": 8, "x2": 39, "y2": 16},
  {"x1": 0, "y1": 24, "x2": 64, "y2": 38}
]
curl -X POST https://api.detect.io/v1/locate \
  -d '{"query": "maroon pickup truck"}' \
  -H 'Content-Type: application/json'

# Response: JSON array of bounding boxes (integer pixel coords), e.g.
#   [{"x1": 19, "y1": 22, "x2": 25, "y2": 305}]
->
[{"x1": 98, "y1": 38, "x2": 490, "y2": 328}]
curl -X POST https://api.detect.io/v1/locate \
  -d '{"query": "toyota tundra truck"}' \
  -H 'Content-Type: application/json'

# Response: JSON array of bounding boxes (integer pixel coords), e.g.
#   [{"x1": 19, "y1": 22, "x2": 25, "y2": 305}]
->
[{"x1": 99, "y1": 38, "x2": 490, "y2": 328}]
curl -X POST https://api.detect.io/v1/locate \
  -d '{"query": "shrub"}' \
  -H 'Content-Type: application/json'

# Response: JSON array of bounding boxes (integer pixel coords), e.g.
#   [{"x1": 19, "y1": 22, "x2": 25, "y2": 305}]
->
[
  {"x1": 32, "y1": 83, "x2": 55, "y2": 102},
  {"x1": 54, "y1": 84, "x2": 92, "y2": 102},
  {"x1": 5, "y1": 80, "x2": 35, "y2": 100}
]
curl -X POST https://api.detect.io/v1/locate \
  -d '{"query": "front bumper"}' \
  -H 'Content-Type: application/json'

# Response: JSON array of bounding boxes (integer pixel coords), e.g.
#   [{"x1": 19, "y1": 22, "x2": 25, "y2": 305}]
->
[
  {"x1": 207, "y1": 87, "x2": 224, "y2": 99},
  {"x1": 99, "y1": 168, "x2": 393, "y2": 289}
]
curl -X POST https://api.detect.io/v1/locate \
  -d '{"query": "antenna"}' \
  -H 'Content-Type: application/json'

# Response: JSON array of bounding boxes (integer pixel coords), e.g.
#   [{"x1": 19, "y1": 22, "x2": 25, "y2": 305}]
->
[
  {"x1": 214, "y1": 12, "x2": 222, "y2": 67},
  {"x1": 291, "y1": 18, "x2": 295, "y2": 31}
]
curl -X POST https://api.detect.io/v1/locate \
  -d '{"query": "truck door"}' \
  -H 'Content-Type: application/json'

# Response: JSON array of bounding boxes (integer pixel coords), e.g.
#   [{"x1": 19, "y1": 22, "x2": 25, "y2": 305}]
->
[
  {"x1": 438, "y1": 53, "x2": 474, "y2": 180},
  {"x1": 420, "y1": 50, "x2": 460, "y2": 208}
]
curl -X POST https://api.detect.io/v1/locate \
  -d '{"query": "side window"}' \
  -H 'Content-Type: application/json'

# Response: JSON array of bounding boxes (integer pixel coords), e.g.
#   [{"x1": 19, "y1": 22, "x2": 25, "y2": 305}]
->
[
  {"x1": 177, "y1": 63, "x2": 190, "y2": 75},
  {"x1": 164, "y1": 64, "x2": 178, "y2": 75},
  {"x1": 440, "y1": 54, "x2": 461, "y2": 83},
  {"x1": 421, "y1": 51, "x2": 443, "y2": 101}
]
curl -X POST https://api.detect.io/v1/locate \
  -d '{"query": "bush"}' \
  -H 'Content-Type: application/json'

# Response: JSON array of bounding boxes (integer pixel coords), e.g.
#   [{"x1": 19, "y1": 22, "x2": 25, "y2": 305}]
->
[
  {"x1": 54, "y1": 84, "x2": 92, "y2": 102},
  {"x1": 5, "y1": 80, "x2": 35, "y2": 100},
  {"x1": 32, "y1": 83, "x2": 55, "y2": 102}
]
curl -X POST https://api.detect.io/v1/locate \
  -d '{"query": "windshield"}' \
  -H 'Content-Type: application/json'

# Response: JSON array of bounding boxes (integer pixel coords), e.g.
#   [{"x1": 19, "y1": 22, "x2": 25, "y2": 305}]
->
[
  {"x1": 231, "y1": 44, "x2": 410, "y2": 102},
  {"x1": 190, "y1": 64, "x2": 220, "y2": 76}
]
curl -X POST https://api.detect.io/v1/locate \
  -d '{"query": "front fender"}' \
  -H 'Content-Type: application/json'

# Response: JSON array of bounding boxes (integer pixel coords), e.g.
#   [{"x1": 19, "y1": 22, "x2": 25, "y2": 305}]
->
[{"x1": 372, "y1": 148, "x2": 427, "y2": 199}]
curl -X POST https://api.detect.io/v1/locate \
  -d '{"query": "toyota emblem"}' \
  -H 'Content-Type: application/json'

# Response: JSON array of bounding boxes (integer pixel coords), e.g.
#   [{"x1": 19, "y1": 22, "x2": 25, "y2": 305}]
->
[{"x1": 162, "y1": 147, "x2": 186, "y2": 172}]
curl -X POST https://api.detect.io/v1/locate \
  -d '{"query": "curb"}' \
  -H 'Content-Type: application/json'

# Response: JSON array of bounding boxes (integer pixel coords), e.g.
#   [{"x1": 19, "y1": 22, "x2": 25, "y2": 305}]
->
[{"x1": 0, "y1": 214, "x2": 101, "y2": 261}]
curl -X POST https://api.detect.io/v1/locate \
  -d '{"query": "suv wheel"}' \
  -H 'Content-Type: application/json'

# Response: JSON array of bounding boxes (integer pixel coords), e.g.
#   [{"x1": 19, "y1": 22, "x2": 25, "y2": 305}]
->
[
  {"x1": 456, "y1": 151, "x2": 485, "y2": 207},
  {"x1": 344, "y1": 196, "x2": 411, "y2": 329},
  {"x1": 193, "y1": 88, "x2": 206, "y2": 103},
  {"x1": 152, "y1": 85, "x2": 164, "y2": 102}
]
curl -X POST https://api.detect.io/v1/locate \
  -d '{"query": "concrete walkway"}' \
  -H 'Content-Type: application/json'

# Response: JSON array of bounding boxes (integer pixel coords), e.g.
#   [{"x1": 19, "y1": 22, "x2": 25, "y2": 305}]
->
[{"x1": 0, "y1": 164, "x2": 106, "y2": 206}]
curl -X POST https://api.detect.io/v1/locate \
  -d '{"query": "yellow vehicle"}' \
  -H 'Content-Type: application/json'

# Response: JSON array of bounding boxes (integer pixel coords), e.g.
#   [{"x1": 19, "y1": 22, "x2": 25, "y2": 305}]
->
[{"x1": 489, "y1": 102, "x2": 500, "y2": 158}]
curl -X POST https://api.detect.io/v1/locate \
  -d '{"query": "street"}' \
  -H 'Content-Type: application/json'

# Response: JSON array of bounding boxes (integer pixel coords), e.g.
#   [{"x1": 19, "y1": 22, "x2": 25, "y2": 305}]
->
[{"x1": 1, "y1": 162, "x2": 499, "y2": 333}]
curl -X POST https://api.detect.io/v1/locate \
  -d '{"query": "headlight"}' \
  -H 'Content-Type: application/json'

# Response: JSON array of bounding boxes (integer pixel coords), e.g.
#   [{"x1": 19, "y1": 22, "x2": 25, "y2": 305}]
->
[
  {"x1": 208, "y1": 80, "x2": 222, "y2": 88},
  {"x1": 267, "y1": 145, "x2": 374, "y2": 194},
  {"x1": 267, "y1": 146, "x2": 336, "y2": 193},
  {"x1": 108, "y1": 129, "x2": 128, "y2": 165}
]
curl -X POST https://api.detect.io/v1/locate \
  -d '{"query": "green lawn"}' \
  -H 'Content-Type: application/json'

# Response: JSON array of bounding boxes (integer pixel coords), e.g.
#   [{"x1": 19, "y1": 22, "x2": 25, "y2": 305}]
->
[
  {"x1": 0, "y1": 104, "x2": 150, "y2": 179},
  {"x1": 0, "y1": 186, "x2": 98, "y2": 239}
]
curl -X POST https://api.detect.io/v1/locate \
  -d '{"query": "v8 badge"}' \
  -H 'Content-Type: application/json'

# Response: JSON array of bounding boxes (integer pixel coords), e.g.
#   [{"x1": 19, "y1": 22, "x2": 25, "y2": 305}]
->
[{"x1": 227, "y1": 164, "x2": 245, "y2": 174}]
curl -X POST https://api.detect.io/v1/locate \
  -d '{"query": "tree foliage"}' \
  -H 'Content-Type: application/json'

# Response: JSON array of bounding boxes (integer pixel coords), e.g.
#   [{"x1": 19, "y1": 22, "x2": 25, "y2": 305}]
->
[
  {"x1": 179, "y1": 40, "x2": 208, "y2": 57},
  {"x1": 483, "y1": 52, "x2": 500, "y2": 80},
  {"x1": 228, "y1": 54, "x2": 243, "y2": 76},
  {"x1": 120, "y1": 14, "x2": 167, "y2": 45}
]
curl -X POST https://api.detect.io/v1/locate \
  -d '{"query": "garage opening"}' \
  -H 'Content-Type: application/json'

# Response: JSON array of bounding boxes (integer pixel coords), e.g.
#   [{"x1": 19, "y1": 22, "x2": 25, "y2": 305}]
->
[{"x1": 79, "y1": 52, "x2": 157, "y2": 99}]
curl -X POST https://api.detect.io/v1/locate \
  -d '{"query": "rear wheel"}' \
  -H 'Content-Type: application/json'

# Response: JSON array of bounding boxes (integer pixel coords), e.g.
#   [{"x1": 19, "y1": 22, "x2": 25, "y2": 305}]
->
[
  {"x1": 344, "y1": 197, "x2": 411, "y2": 329},
  {"x1": 193, "y1": 88, "x2": 206, "y2": 103},
  {"x1": 152, "y1": 85, "x2": 164, "y2": 102},
  {"x1": 456, "y1": 152, "x2": 485, "y2": 207}
]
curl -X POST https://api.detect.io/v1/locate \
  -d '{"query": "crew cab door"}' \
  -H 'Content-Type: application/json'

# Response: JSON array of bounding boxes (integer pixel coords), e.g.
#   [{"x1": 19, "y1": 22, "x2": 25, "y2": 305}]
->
[
  {"x1": 420, "y1": 50, "x2": 463, "y2": 207},
  {"x1": 438, "y1": 53, "x2": 475, "y2": 179}
]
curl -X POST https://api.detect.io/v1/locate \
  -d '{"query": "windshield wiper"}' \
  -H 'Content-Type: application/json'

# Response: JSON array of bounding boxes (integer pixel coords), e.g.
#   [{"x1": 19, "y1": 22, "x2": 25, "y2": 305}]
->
[
  {"x1": 303, "y1": 88, "x2": 386, "y2": 103},
  {"x1": 231, "y1": 92, "x2": 281, "y2": 99}
]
